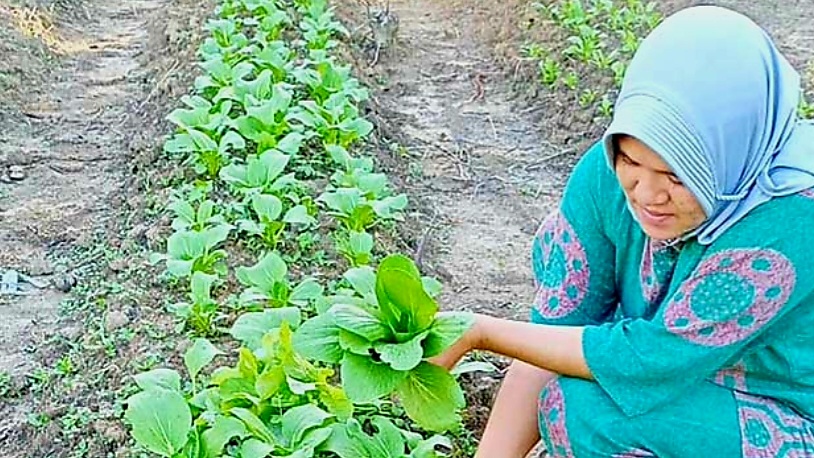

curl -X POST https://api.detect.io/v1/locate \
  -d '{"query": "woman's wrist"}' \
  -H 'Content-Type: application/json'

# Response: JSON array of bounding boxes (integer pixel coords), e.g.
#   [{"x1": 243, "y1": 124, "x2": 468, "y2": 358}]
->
[{"x1": 470, "y1": 313, "x2": 492, "y2": 352}]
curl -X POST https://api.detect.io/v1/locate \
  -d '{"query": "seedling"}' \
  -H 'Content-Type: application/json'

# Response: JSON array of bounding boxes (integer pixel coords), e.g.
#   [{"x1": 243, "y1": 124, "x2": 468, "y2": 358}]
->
[
  {"x1": 170, "y1": 272, "x2": 222, "y2": 336},
  {"x1": 235, "y1": 252, "x2": 324, "y2": 309}
]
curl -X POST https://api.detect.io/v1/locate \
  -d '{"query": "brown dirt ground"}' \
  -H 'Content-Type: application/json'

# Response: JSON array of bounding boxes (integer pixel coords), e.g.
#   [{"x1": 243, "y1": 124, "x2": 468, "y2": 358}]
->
[
  {"x1": 0, "y1": 0, "x2": 811, "y2": 456},
  {"x1": 0, "y1": 0, "x2": 211, "y2": 454}
]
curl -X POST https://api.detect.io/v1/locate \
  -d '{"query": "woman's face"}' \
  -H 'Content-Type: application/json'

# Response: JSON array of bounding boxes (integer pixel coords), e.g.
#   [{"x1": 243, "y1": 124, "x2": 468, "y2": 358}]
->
[{"x1": 614, "y1": 136, "x2": 707, "y2": 240}]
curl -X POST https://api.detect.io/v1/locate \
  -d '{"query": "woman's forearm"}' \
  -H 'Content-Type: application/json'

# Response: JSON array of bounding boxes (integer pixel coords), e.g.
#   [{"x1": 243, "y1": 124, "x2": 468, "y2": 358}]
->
[
  {"x1": 475, "y1": 315, "x2": 592, "y2": 380},
  {"x1": 475, "y1": 360, "x2": 555, "y2": 458}
]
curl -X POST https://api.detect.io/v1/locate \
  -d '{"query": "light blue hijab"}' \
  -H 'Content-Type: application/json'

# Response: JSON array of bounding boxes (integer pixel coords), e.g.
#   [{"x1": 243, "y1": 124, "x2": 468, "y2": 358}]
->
[{"x1": 604, "y1": 5, "x2": 814, "y2": 244}]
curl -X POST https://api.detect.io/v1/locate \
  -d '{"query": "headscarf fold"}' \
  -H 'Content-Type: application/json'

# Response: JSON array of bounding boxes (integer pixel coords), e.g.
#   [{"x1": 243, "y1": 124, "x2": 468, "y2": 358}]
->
[{"x1": 603, "y1": 5, "x2": 814, "y2": 244}]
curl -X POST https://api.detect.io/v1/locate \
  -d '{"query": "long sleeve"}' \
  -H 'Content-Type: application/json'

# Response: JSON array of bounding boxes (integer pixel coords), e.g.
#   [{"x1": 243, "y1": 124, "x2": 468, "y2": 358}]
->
[
  {"x1": 583, "y1": 196, "x2": 814, "y2": 417},
  {"x1": 530, "y1": 141, "x2": 619, "y2": 326}
]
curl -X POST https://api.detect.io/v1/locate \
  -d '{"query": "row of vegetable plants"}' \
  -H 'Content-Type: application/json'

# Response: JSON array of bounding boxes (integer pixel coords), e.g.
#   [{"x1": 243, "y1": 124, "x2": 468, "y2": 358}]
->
[
  {"x1": 523, "y1": 0, "x2": 814, "y2": 121},
  {"x1": 124, "y1": 1, "x2": 479, "y2": 457},
  {"x1": 522, "y1": 0, "x2": 662, "y2": 118}
]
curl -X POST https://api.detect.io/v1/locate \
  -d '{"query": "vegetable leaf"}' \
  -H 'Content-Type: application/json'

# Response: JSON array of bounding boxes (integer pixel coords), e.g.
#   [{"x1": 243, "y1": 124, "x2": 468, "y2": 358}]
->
[
  {"x1": 124, "y1": 389, "x2": 192, "y2": 457},
  {"x1": 421, "y1": 312, "x2": 475, "y2": 358},
  {"x1": 239, "y1": 438, "x2": 275, "y2": 458},
  {"x1": 134, "y1": 368, "x2": 181, "y2": 392},
  {"x1": 184, "y1": 338, "x2": 222, "y2": 381},
  {"x1": 292, "y1": 314, "x2": 344, "y2": 363},
  {"x1": 255, "y1": 366, "x2": 286, "y2": 400},
  {"x1": 236, "y1": 252, "x2": 288, "y2": 291},
  {"x1": 396, "y1": 362, "x2": 465, "y2": 432},
  {"x1": 338, "y1": 329, "x2": 371, "y2": 356},
  {"x1": 375, "y1": 331, "x2": 428, "y2": 371},
  {"x1": 281, "y1": 404, "x2": 332, "y2": 447},
  {"x1": 318, "y1": 383, "x2": 354, "y2": 421},
  {"x1": 230, "y1": 308, "x2": 302, "y2": 350},
  {"x1": 290, "y1": 278, "x2": 323, "y2": 306},
  {"x1": 375, "y1": 254, "x2": 438, "y2": 334},
  {"x1": 201, "y1": 415, "x2": 248, "y2": 457},
  {"x1": 341, "y1": 353, "x2": 406, "y2": 403},
  {"x1": 230, "y1": 407, "x2": 275, "y2": 444},
  {"x1": 284, "y1": 205, "x2": 317, "y2": 225},
  {"x1": 343, "y1": 267, "x2": 376, "y2": 302},
  {"x1": 330, "y1": 304, "x2": 389, "y2": 341}
]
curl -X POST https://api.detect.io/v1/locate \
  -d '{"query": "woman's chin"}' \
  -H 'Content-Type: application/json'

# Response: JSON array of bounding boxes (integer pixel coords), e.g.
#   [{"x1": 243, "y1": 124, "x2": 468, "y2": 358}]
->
[{"x1": 640, "y1": 223, "x2": 682, "y2": 241}]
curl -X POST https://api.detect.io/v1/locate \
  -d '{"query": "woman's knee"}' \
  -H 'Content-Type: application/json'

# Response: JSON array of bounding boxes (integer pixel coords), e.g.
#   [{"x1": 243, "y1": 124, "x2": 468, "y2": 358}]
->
[{"x1": 538, "y1": 376, "x2": 644, "y2": 457}]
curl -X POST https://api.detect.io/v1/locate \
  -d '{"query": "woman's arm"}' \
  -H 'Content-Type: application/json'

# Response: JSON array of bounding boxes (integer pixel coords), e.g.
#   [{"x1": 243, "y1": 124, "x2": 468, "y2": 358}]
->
[
  {"x1": 474, "y1": 360, "x2": 555, "y2": 458},
  {"x1": 432, "y1": 314, "x2": 591, "y2": 379},
  {"x1": 430, "y1": 317, "x2": 585, "y2": 457},
  {"x1": 479, "y1": 316, "x2": 590, "y2": 379}
]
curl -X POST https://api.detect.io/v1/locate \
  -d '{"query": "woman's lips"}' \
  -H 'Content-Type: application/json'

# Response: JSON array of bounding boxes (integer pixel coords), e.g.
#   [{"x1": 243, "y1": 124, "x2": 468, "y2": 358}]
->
[{"x1": 635, "y1": 205, "x2": 674, "y2": 226}]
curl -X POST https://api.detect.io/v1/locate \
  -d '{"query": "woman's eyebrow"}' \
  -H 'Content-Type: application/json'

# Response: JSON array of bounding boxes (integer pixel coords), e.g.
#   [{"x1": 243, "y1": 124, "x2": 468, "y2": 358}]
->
[
  {"x1": 619, "y1": 149, "x2": 678, "y2": 176},
  {"x1": 617, "y1": 150, "x2": 638, "y2": 164}
]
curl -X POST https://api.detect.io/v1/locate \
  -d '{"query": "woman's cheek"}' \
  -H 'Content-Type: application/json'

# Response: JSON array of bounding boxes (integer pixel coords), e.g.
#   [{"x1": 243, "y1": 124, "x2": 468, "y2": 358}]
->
[{"x1": 615, "y1": 164, "x2": 632, "y2": 190}]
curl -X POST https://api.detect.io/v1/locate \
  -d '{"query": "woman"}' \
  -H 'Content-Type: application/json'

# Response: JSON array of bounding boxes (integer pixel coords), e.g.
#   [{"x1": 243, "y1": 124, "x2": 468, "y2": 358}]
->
[{"x1": 432, "y1": 6, "x2": 814, "y2": 458}]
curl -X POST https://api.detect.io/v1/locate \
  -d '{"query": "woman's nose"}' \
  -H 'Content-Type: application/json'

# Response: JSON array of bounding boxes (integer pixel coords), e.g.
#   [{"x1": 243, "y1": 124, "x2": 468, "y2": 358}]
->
[{"x1": 633, "y1": 173, "x2": 669, "y2": 206}]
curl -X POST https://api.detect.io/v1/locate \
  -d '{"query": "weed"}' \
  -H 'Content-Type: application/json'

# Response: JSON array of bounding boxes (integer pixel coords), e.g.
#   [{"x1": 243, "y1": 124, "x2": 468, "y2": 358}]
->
[
  {"x1": 799, "y1": 96, "x2": 814, "y2": 120},
  {"x1": 520, "y1": 42, "x2": 547, "y2": 60},
  {"x1": 539, "y1": 57, "x2": 561, "y2": 87},
  {"x1": 59, "y1": 406, "x2": 95, "y2": 438},
  {"x1": 579, "y1": 88, "x2": 599, "y2": 107},
  {"x1": 0, "y1": 371, "x2": 11, "y2": 398},
  {"x1": 563, "y1": 71, "x2": 579, "y2": 90},
  {"x1": 26, "y1": 366, "x2": 51, "y2": 393},
  {"x1": 598, "y1": 95, "x2": 615, "y2": 118},
  {"x1": 54, "y1": 354, "x2": 77, "y2": 377},
  {"x1": 27, "y1": 411, "x2": 51, "y2": 429}
]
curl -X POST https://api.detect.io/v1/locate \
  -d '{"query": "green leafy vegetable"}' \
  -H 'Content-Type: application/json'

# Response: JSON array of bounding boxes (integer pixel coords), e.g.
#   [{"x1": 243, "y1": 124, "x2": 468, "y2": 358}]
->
[
  {"x1": 184, "y1": 338, "x2": 223, "y2": 384},
  {"x1": 396, "y1": 362, "x2": 466, "y2": 432},
  {"x1": 170, "y1": 272, "x2": 222, "y2": 336},
  {"x1": 230, "y1": 307, "x2": 302, "y2": 350},
  {"x1": 236, "y1": 253, "x2": 323, "y2": 309},
  {"x1": 340, "y1": 353, "x2": 406, "y2": 404},
  {"x1": 152, "y1": 225, "x2": 232, "y2": 278},
  {"x1": 124, "y1": 389, "x2": 192, "y2": 456},
  {"x1": 134, "y1": 368, "x2": 182, "y2": 392}
]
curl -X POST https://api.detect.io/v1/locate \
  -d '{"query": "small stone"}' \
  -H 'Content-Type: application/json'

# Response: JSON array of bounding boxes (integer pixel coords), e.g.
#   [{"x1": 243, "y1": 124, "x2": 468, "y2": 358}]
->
[
  {"x1": 53, "y1": 273, "x2": 76, "y2": 292},
  {"x1": 0, "y1": 173, "x2": 11, "y2": 183},
  {"x1": 108, "y1": 259, "x2": 127, "y2": 273},
  {"x1": 145, "y1": 223, "x2": 166, "y2": 246},
  {"x1": 8, "y1": 165, "x2": 25, "y2": 181},
  {"x1": 110, "y1": 194, "x2": 125, "y2": 208},
  {"x1": 43, "y1": 405, "x2": 66, "y2": 417},
  {"x1": 58, "y1": 326, "x2": 83, "y2": 341},
  {"x1": 94, "y1": 420, "x2": 127, "y2": 443},
  {"x1": 104, "y1": 310, "x2": 130, "y2": 331}
]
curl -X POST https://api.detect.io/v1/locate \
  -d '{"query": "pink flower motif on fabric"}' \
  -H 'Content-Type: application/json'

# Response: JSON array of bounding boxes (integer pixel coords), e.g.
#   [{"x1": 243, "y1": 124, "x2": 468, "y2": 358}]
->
[
  {"x1": 663, "y1": 249, "x2": 795, "y2": 346},
  {"x1": 714, "y1": 362, "x2": 748, "y2": 391},
  {"x1": 538, "y1": 378, "x2": 575, "y2": 458},
  {"x1": 735, "y1": 391, "x2": 814, "y2": 457},
  {"x1": 532, "y1": 212, "x2": 589, "y2": 319}
]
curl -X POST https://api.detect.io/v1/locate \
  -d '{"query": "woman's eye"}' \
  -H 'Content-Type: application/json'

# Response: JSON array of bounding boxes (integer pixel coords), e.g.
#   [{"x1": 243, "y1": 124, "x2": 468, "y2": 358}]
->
[
  {"x1": 668, "y1": 175, "x2": 683, "y2": 185},
  {"x1": 618, "y1": 154, "x2": 635, "y2": 165}
]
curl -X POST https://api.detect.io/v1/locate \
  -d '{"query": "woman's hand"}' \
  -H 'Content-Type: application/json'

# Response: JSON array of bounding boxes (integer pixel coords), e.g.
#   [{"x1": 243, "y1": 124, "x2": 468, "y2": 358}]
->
[{"x1": 428, "y1": 313, "x2": 486, "y2": 370}]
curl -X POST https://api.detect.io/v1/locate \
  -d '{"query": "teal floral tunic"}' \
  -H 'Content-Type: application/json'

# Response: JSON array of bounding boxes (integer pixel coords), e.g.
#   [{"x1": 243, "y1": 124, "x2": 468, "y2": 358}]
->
[{"x1": 531, "y1": 142, "x2": 814, "y2": 457}]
